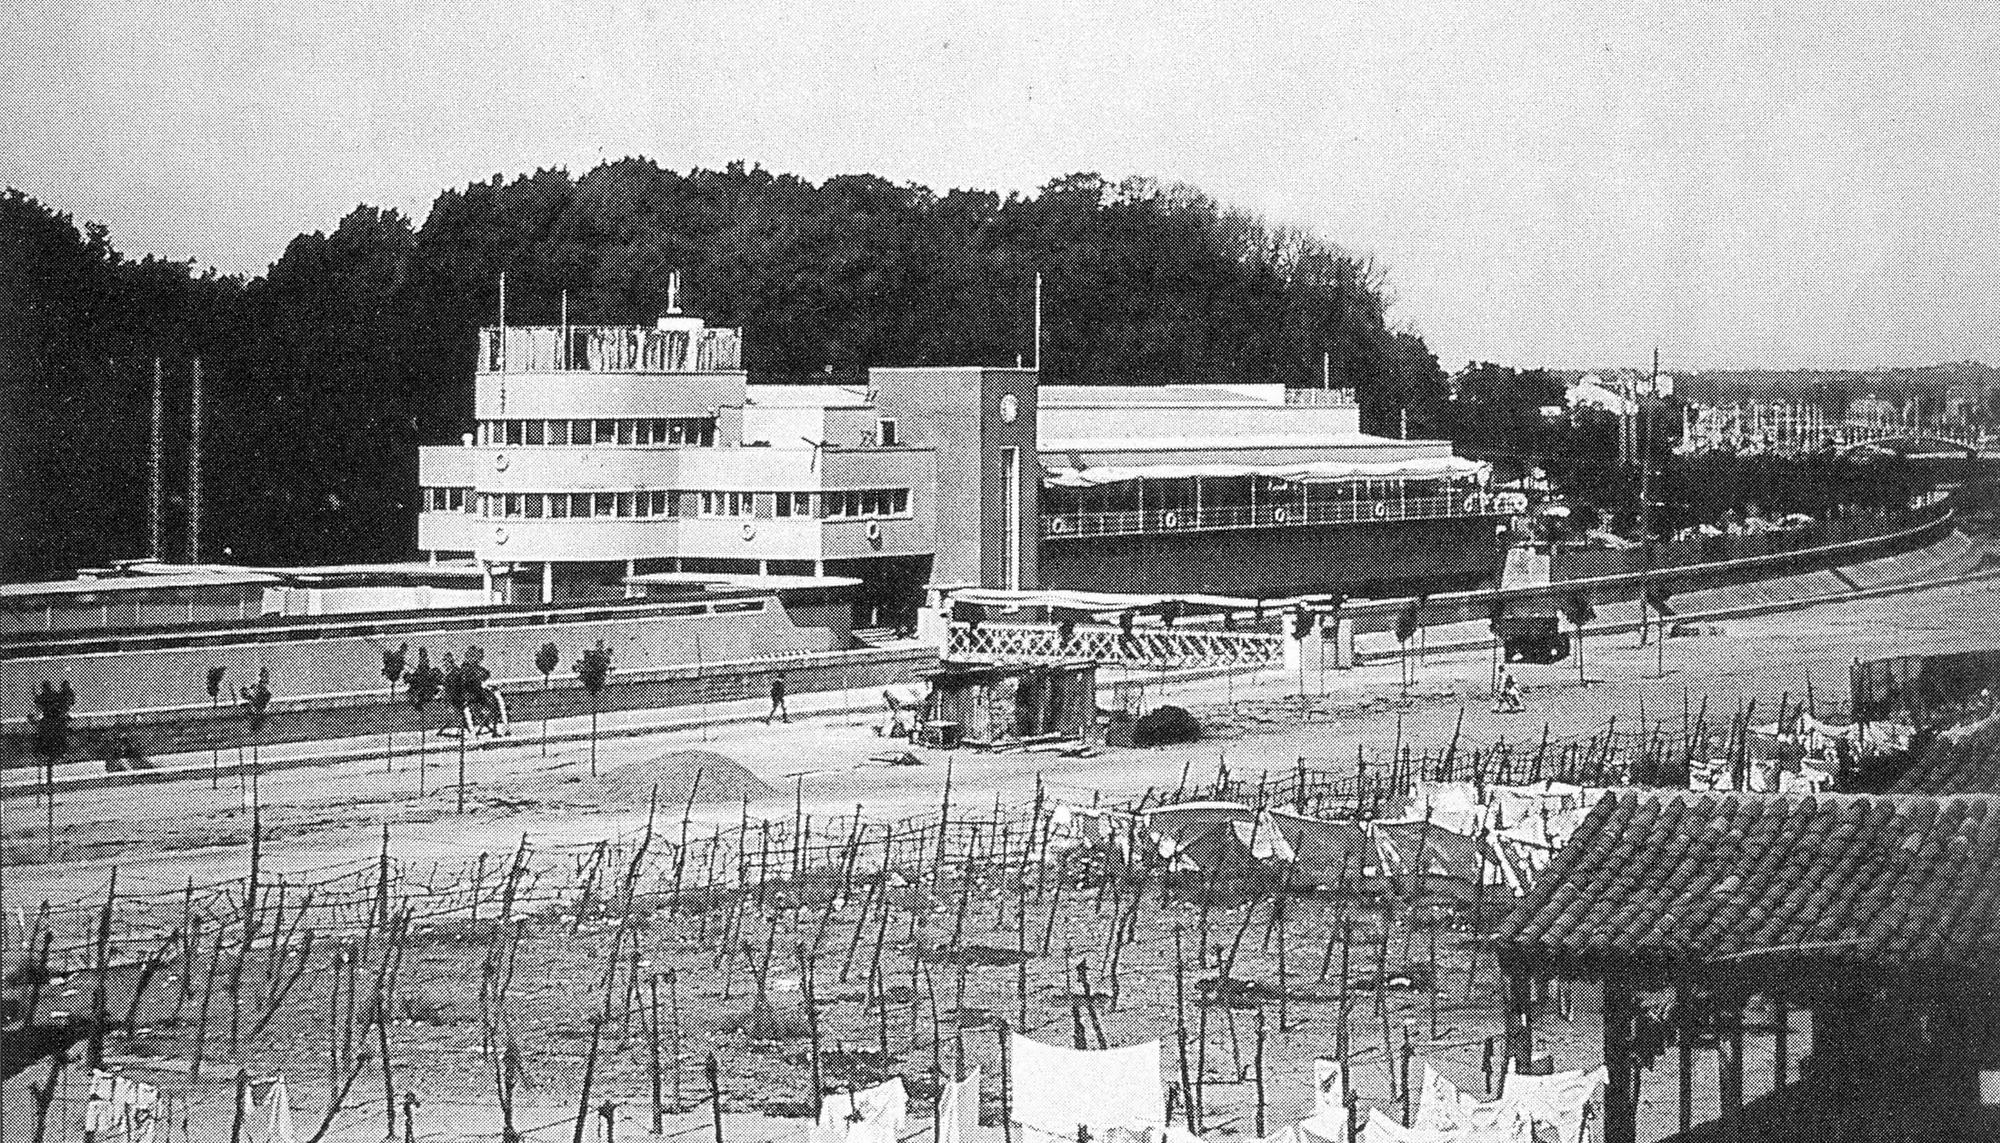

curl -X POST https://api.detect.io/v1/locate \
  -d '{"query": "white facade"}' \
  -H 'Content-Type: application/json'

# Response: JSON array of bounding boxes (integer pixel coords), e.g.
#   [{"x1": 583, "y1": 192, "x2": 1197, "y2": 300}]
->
[{"x1": 419, "y1": 313, "x2": 938, "y2": 604}]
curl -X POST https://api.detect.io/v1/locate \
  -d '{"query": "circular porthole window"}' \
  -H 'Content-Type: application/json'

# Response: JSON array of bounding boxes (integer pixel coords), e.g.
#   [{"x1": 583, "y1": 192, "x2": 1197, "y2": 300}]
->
[{"x1": 999, "y1": 393, "x2": 1019, "y2": 423}]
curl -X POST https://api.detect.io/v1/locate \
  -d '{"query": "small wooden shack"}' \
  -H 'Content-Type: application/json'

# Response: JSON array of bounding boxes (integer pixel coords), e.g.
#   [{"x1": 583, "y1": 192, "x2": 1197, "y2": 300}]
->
[
  {"x1": 921, "y1": 660, "x2": 1097, "y2": 748},
  {"x1": 1497, "y1": 789, "x2": 2000, "y2": 1143}
]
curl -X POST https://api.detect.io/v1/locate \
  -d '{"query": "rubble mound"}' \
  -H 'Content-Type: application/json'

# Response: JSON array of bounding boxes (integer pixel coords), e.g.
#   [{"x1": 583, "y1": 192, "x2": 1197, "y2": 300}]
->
[{"x1": 596, "y1": 749, "x2": 776, "y2": 806}]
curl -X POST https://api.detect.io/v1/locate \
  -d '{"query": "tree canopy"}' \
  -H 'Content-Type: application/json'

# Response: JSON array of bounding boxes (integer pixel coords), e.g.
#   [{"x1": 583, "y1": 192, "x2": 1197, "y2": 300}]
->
[{"x1": 4, "y1": 165, "x2": 1443, "y2": 579}]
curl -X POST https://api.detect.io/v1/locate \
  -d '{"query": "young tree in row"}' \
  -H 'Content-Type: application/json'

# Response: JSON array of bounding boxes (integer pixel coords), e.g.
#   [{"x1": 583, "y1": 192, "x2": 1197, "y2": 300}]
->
[
  {"x1": 535, "y1": 642, "x2": 560, "y2": 758},
  {"x1": 574, "y1": 641, "x2": 613, "y2": 777}
]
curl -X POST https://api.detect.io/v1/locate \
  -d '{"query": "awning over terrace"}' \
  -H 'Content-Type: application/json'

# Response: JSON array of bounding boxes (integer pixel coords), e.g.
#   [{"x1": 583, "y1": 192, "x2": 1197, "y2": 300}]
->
[
  {"x1": 945, "y1": 588, "x2": 1267, "y2": 612},
  {"x1": 1042, "y1": 456, "x2": 1490, "y2": 488}
]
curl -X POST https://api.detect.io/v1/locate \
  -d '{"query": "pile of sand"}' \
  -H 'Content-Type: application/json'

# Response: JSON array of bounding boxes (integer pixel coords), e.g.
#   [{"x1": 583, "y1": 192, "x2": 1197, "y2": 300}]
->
[{"x1": 593, "y1": 748, "x2": 776, "y2": 806}]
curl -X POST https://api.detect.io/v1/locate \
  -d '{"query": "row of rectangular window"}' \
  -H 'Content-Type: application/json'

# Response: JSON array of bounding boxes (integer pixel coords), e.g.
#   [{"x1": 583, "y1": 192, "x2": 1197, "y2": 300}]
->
[
  {"x1": 479, "y1": 418, "x2": 718, "y2": 447},
  {"x1": 480, "y1": 491, "x2": 678, "y2": 519},
  {"x1": 461, "y1": 488, "x2": 913, "y2": 520}
]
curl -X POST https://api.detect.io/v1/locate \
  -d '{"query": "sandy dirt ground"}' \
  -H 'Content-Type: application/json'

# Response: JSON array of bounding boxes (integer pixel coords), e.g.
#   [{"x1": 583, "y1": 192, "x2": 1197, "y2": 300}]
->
[{"x1": 3, "y1": 576, "x2": 1997, "y2": 1143}]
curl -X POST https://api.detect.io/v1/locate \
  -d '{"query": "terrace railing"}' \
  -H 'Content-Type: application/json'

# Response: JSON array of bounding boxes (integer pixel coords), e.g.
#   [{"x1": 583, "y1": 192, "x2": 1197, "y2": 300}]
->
[
  {"x1": 949, "y1": 621, "x2": 1284, "y2": 669},
  {"x1": 1283, "y1": 387, "x2": 1357, "y2": 406},
  {"x1": 480, "y1": 324, "x2": 743, "y2": 373},
  {"x1": 1042, "y1": 490, "x2": 1498, "y2": 540}
]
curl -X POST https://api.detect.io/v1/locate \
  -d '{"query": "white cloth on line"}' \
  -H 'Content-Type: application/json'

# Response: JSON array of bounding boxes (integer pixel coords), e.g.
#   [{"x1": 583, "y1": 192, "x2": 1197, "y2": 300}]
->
[
  {"x1": 1413, "y1": 1063, "x2": 1534, "y2": 1143},
  {"x1": 1501, "y1": 1066, "x2": 1607, "y2": 1143},
  {"x1": 1361, "y1": 1107, "x2": 1457, "y2": 1143},
  {"x1": 818, "y1": 1077, "x2": 908, "y2": 1143},
  {"x1": 1010, "y1": 1034, "x2": 1164, "y2": 1138},
  {"x1": 1414, "y1": 1064, "x2": 1468, "y2": 1134},
  {"x1": 1296, "y1": 1057, "x2": 1348, "y2": 1140},
  {"x1": 87, "y1": 1070, "x2": 163, "y2": 1143},
  {"x1": 85, "y1": 1070, "x2": 123, "y2": 1137},
  {"x1": 126, "y1": 1080, "x2": 161, "y2": 1143},
  {"x1": 938, "y1": 1067, "x2": 981, "y2": 1143},
  {"x1": 242, "y1": 1076, "x2": 297, "y2": 1143}
]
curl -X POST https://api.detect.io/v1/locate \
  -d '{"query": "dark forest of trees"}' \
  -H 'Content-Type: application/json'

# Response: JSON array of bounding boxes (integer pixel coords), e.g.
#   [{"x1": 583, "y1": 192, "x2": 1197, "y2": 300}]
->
[{"x1": 1, "y1": 164, "x2": 1445, "y2": 579}]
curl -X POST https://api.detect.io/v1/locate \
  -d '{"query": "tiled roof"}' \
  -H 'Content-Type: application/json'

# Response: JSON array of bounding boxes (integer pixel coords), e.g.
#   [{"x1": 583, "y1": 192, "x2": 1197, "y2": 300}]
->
[{"x1": 1496, "y1": 790, "x2": 2000, "y2": 975}]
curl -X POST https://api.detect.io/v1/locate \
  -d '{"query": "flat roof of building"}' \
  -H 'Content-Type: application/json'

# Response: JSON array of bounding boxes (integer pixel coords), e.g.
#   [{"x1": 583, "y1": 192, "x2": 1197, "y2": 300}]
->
[
  {"x1": 625, "y1": 572, "x2": 864, "y2": 592},
  {"x1": 115, "y1": 559, "x2": 488, "y2": 582},
  {"x1": 0, "y1": 571, "x2": 278, "y2": 599},
  {"x1": 1040, "y1": 384, "x2": 1289, "y2": 407},
  {"x1": 745, "y1": 384, "x2": 873, "y2": 409},
  {"x1": 1041, "y1": 432, "x2": 1443, "y2": 452}
]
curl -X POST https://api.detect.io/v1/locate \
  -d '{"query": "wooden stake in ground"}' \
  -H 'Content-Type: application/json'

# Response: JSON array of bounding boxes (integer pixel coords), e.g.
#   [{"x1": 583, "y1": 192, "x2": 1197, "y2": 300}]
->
[
  {"x1": 85, "y1": 866, "x2": 117, "y2": 1067},
  {"x1": 649, "y1": 974, "x2": 666, "y2": 1133},
  {"x1": 1254, "y1": 1006, "x2": 1268, "y2": 1138},
  {"x1": 1173, "y1": 928, "x2": 1198, "y2": 1134},
  {"x1": 706, "y1": 1054, "x2": 725, "y2": 1143}
]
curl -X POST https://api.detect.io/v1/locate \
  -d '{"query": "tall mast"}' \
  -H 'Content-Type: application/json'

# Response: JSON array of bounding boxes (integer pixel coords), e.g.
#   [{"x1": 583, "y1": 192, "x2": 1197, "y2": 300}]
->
[
  {"x1": 149, "y1": 357, "x2": 164, "y2": 559},
  {"x1": 187, "y1": 357, "x2": 203, "y2": 564}
]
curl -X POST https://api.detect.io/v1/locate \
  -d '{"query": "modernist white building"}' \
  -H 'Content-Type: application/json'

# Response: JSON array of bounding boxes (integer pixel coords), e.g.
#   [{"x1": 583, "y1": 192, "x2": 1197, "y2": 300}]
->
[{"x1": 419, "y1": 304, "x2": 1502, "y2": 624}]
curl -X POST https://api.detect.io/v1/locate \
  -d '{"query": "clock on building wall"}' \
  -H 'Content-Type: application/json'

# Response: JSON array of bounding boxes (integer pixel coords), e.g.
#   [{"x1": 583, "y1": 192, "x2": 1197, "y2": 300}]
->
[{"x1": 999, "y1": 393, "x2": 1019, "y2": 423}]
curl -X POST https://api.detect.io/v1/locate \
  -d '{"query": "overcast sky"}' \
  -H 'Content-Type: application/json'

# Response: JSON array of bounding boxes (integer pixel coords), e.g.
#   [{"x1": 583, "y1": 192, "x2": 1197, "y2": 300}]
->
[{"x1": 8, "y1": 0, "x2": 2000, "y2": 371}]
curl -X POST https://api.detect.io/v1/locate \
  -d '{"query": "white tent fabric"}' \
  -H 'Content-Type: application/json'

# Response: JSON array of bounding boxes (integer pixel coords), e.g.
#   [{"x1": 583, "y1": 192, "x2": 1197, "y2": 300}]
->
[{"x1": 1044, "y1": 456, "x2": 1491, "y2": 488}]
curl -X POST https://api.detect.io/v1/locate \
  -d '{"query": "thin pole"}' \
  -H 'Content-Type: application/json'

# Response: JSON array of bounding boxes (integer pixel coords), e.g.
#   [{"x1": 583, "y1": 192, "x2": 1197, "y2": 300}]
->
[
  {"x1": 1033, "y1": 272, "x2": 1043, "y2": 372},
  {"x1": 648, "y1": 975, "x2": 664, "y2": 1133},
  {"x1": 149, "y1": 358, "x2": 164, "y2": 558},
  {"x1": 187, "y1": 357, "x2": 203, "y2": 563},
  {"x1": 706, "y1": 1054, "x2": 724, "y2": 1143}
]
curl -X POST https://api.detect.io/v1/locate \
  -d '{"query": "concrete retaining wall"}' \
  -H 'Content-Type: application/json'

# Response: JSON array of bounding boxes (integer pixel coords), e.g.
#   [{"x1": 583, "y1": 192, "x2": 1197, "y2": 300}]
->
[
  {"x1": 1, "y1": 597, "x2": 840, "y2": 720},
  {"x1": 2, "y1": 644, "x2": 938, "y2": 768}
]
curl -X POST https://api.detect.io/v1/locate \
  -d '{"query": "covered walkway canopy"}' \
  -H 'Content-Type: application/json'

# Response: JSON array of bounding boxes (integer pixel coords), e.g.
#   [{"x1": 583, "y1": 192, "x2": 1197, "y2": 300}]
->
[{"x1": 1042, "y1": 455, "x2": 1489, "y2": 488}]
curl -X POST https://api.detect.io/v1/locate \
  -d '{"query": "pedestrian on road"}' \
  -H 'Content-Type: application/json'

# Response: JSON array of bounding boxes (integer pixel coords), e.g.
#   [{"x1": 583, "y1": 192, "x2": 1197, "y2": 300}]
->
[{"x1": 767, "y1": 673, "x2": 789, "y2": 724}]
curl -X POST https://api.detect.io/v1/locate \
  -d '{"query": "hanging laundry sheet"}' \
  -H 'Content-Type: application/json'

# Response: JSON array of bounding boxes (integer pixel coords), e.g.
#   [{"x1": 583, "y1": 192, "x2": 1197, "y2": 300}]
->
[
  {"x1": 1254, "y1": 1121, "x2": 1347, "y2": 1143},
  {"x1": 1239, "y1": 810, "x2": 1296, "y2": 863},
  {"x1": 1289, "y1": 1056, "x2": 1349, "y2": 1140},
  {"x1": 1408, "y1": 782, "x2": 1489, "y2": 836},
  {"x1": 1777, "y1": 762, "x2": 1835, "y2": 794},
  {"x1": 1010, "y1": 1034, "x2": 1164, "y2": 1140},
  {"x1": 1142, "y1": 802, "x2": 1255, "y2": 858},
  {"x1": 1499, "y1": 1065, "x2": 1606, "y2": 1143},
  {"x1": 1048, "y1": 806, "x2": 1136, "y2": 862},
  {"x1": 242, "y1": 1075, "x2": 297, "y2": 1143},
  {"x1": 1688, "y1": 758, "x2": 1735, "y2": 791},
  {"x1": 1370, "y1": 820, "x2": 1491, "y2": 892},
  {"x1": 817, "y1": 1077, "x2": 908, "y2": 1143},
  {"x1": 1105, "y1": 1126, "x2": 1207, "y2": 1143},
  {"x1": 86, "y1": 1070, "x2": 162, "y2": 1143},
  {"x1": 1486, "y1": 783, "x2": 1591, "y2": 830},
  {"x1": 1489, "y1": 807, "x2": 1592, "y2": 896},
  {"x1": 1267, "y1": 810, "x2": 1376, "y2": 888},
  {"x1": 1361, "y1": 1108, "x2": 1457, "y2": 1143},
  {"x1": 937, "y1": 1067, "x2": 981, "y2": 1143},
  {"x1": 1411, "y1": 1065, "x2": 1533, "y2": 1143}
]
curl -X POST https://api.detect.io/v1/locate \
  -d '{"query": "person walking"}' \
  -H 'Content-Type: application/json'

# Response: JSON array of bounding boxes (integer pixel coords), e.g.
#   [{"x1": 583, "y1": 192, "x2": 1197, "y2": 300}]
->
[
  {"x1": 766, "y1": 673, "x2": 789, "y2": 724},
  {"x1": 1495, "y1": 672, "x2": 1524, "y2": 713}
]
